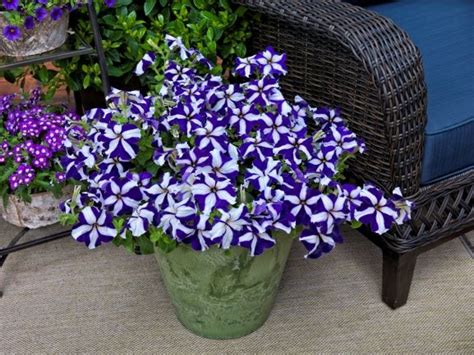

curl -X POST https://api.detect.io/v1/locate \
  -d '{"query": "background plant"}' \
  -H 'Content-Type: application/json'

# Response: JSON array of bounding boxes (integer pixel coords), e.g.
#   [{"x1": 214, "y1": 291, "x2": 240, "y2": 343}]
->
[
  {"x1": 1, "y1": 0, "x2": 253, "y2": 99},
  {"x1": 0, "y1": 88, "x2": 79, "y2": 204}
]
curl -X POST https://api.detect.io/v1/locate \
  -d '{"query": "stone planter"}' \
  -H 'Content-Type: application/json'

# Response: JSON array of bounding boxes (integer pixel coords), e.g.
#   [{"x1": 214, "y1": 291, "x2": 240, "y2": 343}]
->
[
  {"x1": 0, "y1": 190, "x2": 70, "y2": 229},
  {"x1": 155, "y1": 230, "x2": 296, "y2": 339},
  {"x1": 0, "y1": 13, "x2": 69, "y2": 57}
]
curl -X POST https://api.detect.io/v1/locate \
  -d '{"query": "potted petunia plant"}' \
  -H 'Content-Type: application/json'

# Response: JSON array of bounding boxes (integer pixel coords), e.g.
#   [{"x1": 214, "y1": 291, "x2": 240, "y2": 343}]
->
[
  {"x1": 0, "y1": 0, "x2": 115, "y2": 56},
  {"x1": 60, "y1": 36, "x2": 412, "y2": 339},
  {"x1": 0, "y1": 88, "x2": 80, "y2": 228}
]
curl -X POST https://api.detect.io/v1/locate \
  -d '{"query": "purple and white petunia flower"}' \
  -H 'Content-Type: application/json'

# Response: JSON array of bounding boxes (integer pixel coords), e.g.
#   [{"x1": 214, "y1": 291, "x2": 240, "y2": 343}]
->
[
  {"x1": 146, "y1": 172, "x2": 177, "y2": 208},
  {"x1": 159, "y1": 197, "x2": 196, "y2": 241},
  {"x1": 354, "y1": 185, "x2": 399, "y2": 234},
  {"x1": 245, "y1": 158, "x2": 283, "y2": 191},
  {"x1": 192, "y1": 173, "x2": 236, "y2": 213},
  {"x1": 245, "y1": 77, "x2": 279, "y2": 107},
  {"x1": 310, "y1": 194, "x2": 347, "y2": 233},
  {"x1": 127, "y1": 203, "x2": 157, "y2": 237},
  {"x1": 194, "y1": 118, "x2": 228, "y2": 152},
  {"x1": 255, "y1": 47, "x2": 287, "y2": 77},
  {"x1": 299, "y1": 226, "x2": 342, "y2": 259},
  {"x1": 285, "y1": 183, "x2": 321, "y2": 225},
  {"x1": 228, "y1": 104, "x2": 261, "y2": 135},
  {"x1": 101, "y1": 123, "x2": 141, "y2": 161},
  {"x1": 234, "y1": 55, "x2": 257, "y2": 78},
  {"x1": 102, "y1": 178, "x2": 142, "y2": 215},
  {"x1": 238, "y1": 220, "x2": 276, "y2": 256},
  {"x1": 205, "y1": 204, "x2": 249, "y2": 249},
  {"x1": 71, "y1": 206, "x2": 116, "y2": 249},
  {"x1": 239, "y1": 131, "x2": 273, "y2": 161},
  {"x1": 307, "y1": 145, "x2": 338, "y2": 178},
  {"x1": 210, "y1": 84, "x2": 245, "y2": 112},
  {"x1": 195, "y1": 149, "x2": 239, "y2": 182},
  {"x1": 135, "y1": 52, "x2": 157, "y2": 76}
]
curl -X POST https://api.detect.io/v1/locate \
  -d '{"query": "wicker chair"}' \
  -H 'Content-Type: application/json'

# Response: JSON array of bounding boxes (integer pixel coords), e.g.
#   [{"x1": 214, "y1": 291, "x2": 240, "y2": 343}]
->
[{"x1": 235, "y1": 0, "x2": 474, "y2": 308}]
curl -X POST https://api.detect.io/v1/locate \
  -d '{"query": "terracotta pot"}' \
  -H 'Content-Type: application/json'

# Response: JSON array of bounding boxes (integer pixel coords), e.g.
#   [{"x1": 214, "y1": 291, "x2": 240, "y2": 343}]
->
[
  {"x1": 0, "y1": 190, "x2": 70, "y2": 229},
  {"x1": 0, "y1": 13, "x2": 69, "y2": 57},
  {"x1": 155, "y1": 230, "x2": 296, "y2": 339}
]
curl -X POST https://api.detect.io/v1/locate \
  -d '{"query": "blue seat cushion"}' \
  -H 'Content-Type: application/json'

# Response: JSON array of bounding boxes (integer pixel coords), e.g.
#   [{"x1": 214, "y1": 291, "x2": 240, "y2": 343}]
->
[{"x1": 363, "y1": 0, "x2": 474, "y2": 184}]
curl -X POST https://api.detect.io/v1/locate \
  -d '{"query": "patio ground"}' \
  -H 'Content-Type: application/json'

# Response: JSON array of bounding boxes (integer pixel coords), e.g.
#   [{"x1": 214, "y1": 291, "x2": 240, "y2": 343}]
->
[{"x1": 1, "y1": 220, "x2": 472, "y2": 354}]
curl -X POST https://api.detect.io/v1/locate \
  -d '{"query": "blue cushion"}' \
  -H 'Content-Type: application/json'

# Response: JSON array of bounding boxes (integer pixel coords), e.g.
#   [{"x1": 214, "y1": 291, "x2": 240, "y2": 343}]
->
[{"x1": 364, "y1": 0, "x2": 474, "y2": 184}]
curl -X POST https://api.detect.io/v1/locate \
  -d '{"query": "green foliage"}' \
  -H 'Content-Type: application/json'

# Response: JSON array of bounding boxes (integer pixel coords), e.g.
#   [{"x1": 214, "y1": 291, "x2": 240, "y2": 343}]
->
[{"x1": 4, "y1": 0, "x2": 253, "y2": 97}]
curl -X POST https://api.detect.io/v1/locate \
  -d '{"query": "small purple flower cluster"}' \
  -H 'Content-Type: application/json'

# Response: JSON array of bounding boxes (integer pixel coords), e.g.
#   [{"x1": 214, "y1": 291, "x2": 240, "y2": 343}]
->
[
  {"x1": 62, "y1": 35, "x2": 413, "y2": 257},
  {"x1": 0, "y1": 89, "x2": 78, "y2": 193},
  {"x1": 1, "y1": 0, "x2": 116, "y2": 41}
]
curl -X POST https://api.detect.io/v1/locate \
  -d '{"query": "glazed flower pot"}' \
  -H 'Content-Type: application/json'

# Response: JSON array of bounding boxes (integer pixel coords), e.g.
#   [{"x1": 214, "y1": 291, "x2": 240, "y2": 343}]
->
[
  {"x1": 0, "y1": 190, "x2": 70, "y2": 229},
  {"x1": 155, "y1": 230, "x2": 295, "y2": 339},
  {"x1": 0, "y1": 13, "x2": 69, "y2": 57}
]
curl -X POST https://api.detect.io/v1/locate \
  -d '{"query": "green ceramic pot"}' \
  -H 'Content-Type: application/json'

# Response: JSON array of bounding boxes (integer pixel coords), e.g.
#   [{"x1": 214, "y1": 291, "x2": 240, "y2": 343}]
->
[{"x1": 155, "y1": 231, "x2": 296, "y2": 339}]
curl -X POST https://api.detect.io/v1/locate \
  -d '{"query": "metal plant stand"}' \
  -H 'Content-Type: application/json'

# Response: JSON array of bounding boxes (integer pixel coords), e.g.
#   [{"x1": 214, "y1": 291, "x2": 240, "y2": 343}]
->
[{"x1": 0, "y1": 2, "x2": 110, "y2": 297}]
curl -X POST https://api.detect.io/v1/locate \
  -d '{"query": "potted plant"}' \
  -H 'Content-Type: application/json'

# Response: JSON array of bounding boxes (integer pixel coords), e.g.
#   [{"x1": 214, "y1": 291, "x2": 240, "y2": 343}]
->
[
  {"x1": 60, "y1": 37, "x2": 412, "y2": 339},
  {"x1": 0, "y1": 88, "x2": 79, "y2": 229},
  {"x1": 0, "y1": 0, "x2": 115, "y2": 57}
]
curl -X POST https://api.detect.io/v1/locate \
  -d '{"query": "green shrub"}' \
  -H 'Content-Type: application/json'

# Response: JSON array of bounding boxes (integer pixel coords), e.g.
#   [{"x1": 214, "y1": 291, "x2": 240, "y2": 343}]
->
[{"x1": 1, "y1": 0, "x2": 253, "y2": 97}]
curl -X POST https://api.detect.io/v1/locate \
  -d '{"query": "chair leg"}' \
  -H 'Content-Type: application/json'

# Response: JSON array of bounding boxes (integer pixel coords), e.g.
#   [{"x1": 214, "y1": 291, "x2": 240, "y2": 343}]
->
[{"x1": 382, "y1": 249, "x2": 417, "y2": 309}]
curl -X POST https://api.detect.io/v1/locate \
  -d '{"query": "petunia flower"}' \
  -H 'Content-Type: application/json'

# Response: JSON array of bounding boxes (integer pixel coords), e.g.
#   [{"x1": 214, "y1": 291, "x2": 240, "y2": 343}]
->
[
  {"x1": 245, "y1": 158, "x2": 283, "y2": 191},
  {"x1": 299, "y1": 226, "x2": 342, "y2": 259},
  {"x1": 192, "y1": 173, "x2": 236, "y2": 213},
  {"x1": 238, "y1": 220, "x2": 276, "y2": 256},
  {"x1": 307, "y1": 145, "x2": 338, "y2": 178},
  {"x1": 284, "y1": 183, "x2": 321, "y2": 225},
  {"x1": 194, "y1": 117, "x2": 228, "y2": 152},
  {"x1": 209, "y1": 84, "x2": 245, "y2": 113},
  {"x1": 228, "y1": 104, "x2": 261, "y2": 135},
  {"x1": 323, "y1": 125, "x2": 360, "y2": 156},
  {"x1": 233, "y1": 54, "x2": 257, "y2": 78},
  {"x1": 239, "y1": 131, "x2": 273, "y2": 161},
  {"x1": 101, "y1": 123, "x2": 141, "y2": 161},
  {"x1": 183, "y1": 214, "x2": 213, "y2": 251},
  {"x1": 159, "y1": 197, "x2": 196, "y2": 241},
  {"x1": 354, "y1": 185, "x2": 399, "y2": 234},
  {"x1": 245, "y1": 77, "x2": 279, "y2": 107},
  {"x1": 274, "y1": 132, "x2": 313, "y2": 165},
  {"x1": 127, "y1": 203, "x2": 157, "y2": 237},
  {"x1": 35, "y1": 7, "x2": 48, "y2": 22},
  {"x1": 71, "y1": 207, "x2": 117, "y2": 249},
  {"x1": 255, "y1": 47, "x2": 287, "y2": 77},
  {"x1": 259, "y1": 112, "x2": 291, "y2": 144},
  {"x1": 165, "y1": 34, "x2": 191, "y2": 60},
  {"x1": 50, "y1": 7, "x2": 63, "y2": 21},
  {"x1": 310, "y1": 194, "x2": 347, "y2": 233},
  {"x1": 146, "y1": 172, "x2": 177, "y2": 209},
  {"x1": 391, "y1": 187, "x2": 414, "y2": 225},
  {"x1": 195, "y1": 149, "x2": 239, "y2": 182},
  {"x1": 205, "y1": 204, "x2": 249, "y2": 249},
  {"x1": 135, "y1": 52, "x2": 157, "y2": 76},
  {"x1": 313, "y1": 107, "x2": 345, "y2": 131},
  {"x1": 102, "y1": 178, "x2": 142, "y2": 216}
]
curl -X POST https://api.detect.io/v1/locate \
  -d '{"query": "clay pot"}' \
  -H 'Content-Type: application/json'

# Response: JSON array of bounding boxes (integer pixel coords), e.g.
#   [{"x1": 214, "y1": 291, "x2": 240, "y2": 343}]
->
[
  {"x1": 0, "y1": 13, "x2": 69, "y2": 57},
  {"x1": 0, "y1": 190, "x2": 70, "y2": 229}
]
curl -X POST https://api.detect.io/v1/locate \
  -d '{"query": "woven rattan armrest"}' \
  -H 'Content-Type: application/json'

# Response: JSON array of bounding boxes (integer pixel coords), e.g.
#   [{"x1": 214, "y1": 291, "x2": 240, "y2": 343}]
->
[{"x1": 236, "y1": 0, "x2": 428, "y2": 195}]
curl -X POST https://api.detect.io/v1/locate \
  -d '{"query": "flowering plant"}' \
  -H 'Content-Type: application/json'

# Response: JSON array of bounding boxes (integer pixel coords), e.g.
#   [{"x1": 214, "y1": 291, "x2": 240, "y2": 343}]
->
[
  {"x1": 0, "y1": 0, "x2": 115, "y2": 41},
  {"x1": 0, "y1": 88, "x2": 78, "y2": 204},
  {"x1": 60, "y1": 36, "x2": 412, "y2": 258}
]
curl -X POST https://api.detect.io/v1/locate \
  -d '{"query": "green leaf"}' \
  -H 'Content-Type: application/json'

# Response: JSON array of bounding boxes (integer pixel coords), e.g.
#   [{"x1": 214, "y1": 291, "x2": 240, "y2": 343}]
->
[
  {"x1": 138, "y1": 236, "x2": 155, "y2": 255},
  {"x1": 144, "y1": 0, "x2": 158, "y2": 16}
]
